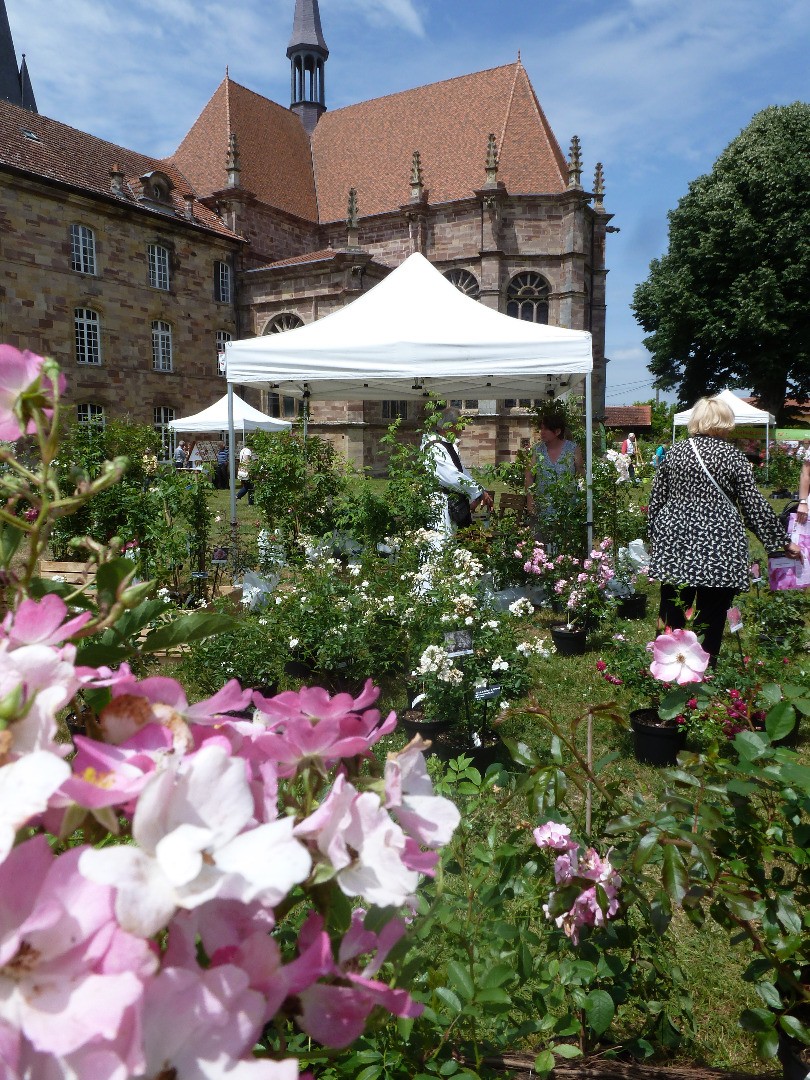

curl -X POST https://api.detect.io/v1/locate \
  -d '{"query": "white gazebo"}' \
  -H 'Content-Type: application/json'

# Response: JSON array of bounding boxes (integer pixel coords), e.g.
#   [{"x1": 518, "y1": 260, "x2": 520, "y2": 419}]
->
[
  {"x1": 223, "y1": 252, "x2": 595, "y2": 537},
  {"x1": 168, "y1": 392, "x2": 291, "y2": 436},
  {"x1": 672, "y1": 389, "x2": 776, "y2": 467}
]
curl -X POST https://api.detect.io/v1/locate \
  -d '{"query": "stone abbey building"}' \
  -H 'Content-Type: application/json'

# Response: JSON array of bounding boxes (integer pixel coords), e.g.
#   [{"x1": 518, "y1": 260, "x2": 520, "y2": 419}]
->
[{"x1": 0, "y1": 0, "x2": 612, "y2": 468}]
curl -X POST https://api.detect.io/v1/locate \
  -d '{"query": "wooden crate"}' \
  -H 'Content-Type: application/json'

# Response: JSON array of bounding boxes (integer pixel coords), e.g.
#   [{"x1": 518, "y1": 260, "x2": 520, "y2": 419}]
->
[{"x1": 37, "y1": 560, "x2": 96, "y2": 586}]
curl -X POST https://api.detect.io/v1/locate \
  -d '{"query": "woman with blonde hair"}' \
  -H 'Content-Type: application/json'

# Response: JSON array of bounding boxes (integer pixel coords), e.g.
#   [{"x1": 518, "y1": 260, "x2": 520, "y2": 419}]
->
[{"x1": 648, "y1": 395, "x2": 801, "y2": 663}]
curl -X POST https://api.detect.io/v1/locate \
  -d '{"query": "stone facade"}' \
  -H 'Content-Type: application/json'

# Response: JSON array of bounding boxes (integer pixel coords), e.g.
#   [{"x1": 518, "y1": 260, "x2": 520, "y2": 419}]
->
[
  {"x1": 232, "y1": 186, "x2": 608, "y2": 473},
  {"x1": 0, "y1": 168, "x2": 243, "y2": 438},
  {"x1": 0, "y1": 0, "x2": 611, "y2": 469}
]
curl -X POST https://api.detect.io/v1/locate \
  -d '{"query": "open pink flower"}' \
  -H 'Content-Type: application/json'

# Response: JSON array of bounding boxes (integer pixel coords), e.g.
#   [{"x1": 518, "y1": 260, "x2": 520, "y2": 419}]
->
[
  {"x1": 295, "y1": 774, "x2": 418, "y2": 907},
  {"x1": 2, "y1": 594, "x2": 91, "y2": 647},
  {"x1": 384, "y1": 735, "x2": 460, "y2": 848},
  {"x1": 0, "y1": 836, "x2": 155, "y2": 1073},
  {"x1": 0, "y1": 346, "x2": 49, "y2": 441},
  {"x1": 252, "y1": 682, "x2": 397, "y2": 776},
  {"x1": 533, "y1": 821, "x2": 577, "y2": 851},
  {"x1": 650, "y1": 629, "x2": 710, "y2": 684}
]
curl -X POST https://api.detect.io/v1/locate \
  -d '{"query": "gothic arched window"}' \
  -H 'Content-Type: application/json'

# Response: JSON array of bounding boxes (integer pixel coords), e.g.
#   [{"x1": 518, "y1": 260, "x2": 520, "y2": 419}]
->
[
  {"x1": 507, "y1": 272, "x2": 550, "y2": 323},
  {"x1": 443, "y1": 268, "x2": 480, "y2": 299}
]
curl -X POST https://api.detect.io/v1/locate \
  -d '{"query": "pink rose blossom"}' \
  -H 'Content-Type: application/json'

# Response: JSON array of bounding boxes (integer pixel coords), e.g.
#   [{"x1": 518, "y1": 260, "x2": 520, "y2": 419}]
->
[
  {"x1": 384, "y1": 735, "x2": 460, "y2": 848},
  {"x1": 0, "y1": 346, "x2": 51, "y2": 441},
  {"x1": 0, "y1": 836, "x2": 155, "y2": 1072},
  {"x1": 650, "y1": 629, "x2": 710, "y2": 684},
  {"x1": 533, "y1": 821, "x2": 577, "y2": 851},
  {"x1": 295, "y1": 774, "x2": 418, "y2": 907}
]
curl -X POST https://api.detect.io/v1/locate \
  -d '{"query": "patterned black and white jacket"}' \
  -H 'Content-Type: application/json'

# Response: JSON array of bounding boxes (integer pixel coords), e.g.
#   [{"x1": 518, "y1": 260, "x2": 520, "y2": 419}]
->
[{"x1": 647, "y1": 435, "x2": 789, "y2": 590}]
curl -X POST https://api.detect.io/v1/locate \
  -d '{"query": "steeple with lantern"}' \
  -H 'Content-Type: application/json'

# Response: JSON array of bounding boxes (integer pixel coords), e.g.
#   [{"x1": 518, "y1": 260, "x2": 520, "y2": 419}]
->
[{"x1": 287, "y1": 0, "x2": 328, "y2": 136}]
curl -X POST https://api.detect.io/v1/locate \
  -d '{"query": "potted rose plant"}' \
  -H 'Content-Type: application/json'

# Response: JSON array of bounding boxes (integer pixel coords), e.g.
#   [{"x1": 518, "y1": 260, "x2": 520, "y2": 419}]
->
[{"x1": 522, "y1": 538, "x2": 614, "y2": 653}]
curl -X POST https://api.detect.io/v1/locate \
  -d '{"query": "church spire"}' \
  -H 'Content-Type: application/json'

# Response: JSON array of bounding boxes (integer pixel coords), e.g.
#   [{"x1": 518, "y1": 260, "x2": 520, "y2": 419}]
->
[
  {"x1": 287, "y1": 0, "x2": 328, "y2": 136},
  {"x1": 0, "y1": 1, "x2": 36, "y2": 111}
]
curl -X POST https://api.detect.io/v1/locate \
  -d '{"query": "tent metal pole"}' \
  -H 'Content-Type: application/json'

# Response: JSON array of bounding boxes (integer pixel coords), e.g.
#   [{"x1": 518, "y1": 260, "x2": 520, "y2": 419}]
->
[
  {"x1": 585, "y1": 371, "x2": 594, "y2": 553},
  {"x1": 227, "y1": 382, "x2": 237, "y2": 526}
]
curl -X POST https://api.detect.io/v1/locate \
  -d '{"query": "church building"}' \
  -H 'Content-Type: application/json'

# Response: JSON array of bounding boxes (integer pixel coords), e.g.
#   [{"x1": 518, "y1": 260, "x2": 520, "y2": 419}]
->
[{"x1": 0, "y1": 0, "x2": 612, "y2": 468}]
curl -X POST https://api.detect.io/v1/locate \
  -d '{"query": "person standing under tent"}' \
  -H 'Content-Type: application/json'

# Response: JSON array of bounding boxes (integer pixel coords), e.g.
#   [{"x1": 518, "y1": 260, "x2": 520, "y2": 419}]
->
[
  {"x1": 525, "y1": 409, "x2": 584, "y2": 543},
  {"x1": 173, "y1": 441, "x2": 188, "y2": 469},
  {"x1": 422, "y1": 408, "x2": 492, "y2": 542}
]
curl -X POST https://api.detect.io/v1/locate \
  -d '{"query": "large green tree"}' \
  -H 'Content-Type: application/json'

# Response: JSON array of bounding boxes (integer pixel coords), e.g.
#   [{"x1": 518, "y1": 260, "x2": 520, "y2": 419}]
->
[{"x1": 632, "y1": 103, "x2": 810, "y2": 422}]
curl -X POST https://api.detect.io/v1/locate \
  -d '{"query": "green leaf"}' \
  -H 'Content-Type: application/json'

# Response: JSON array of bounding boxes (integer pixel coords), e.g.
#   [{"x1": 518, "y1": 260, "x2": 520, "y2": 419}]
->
[
  {"x1": 766, "y1": 702, "x2": 796, "y2": 742},
  {"x1": 739, "y1": 1008, "x2": 776, "y2": 1033},
  {"x1": 481, "y1": 963, "x2": 515, "y2": 989},
  {"x1": 476, "y1": 988, "x2": 512, "y2": 1005},
  {"x1": 434, "y1": 987, "x2": 462, "y2": 1014},
  {"x1": 73, "y1": 641, "x2": 131, "y2": 667},
  {"x1": 632, "y1": 829, "x2": 661, "y2": 871},
  {"x1": 584, "y1": 989, "x2": 615, "y2": 1037},
  {"x1": 755, "y1": 982, "x2": 783, "y2": 1010},
  {"x1": 438, "y1": 1061, "x2": 460, "y2": 1077},
  {"x1": 662, "y1": 844, "x2": 688, "y2": 904},
  {"x1": 533, "y1": 1051, "x2": 555, "y2": 1077},
  {"x1": 754, "y1": 1028, "x2": 779, "y2": 1059},
  {"x1": 446, "y1": 961, "x2": 474, "y2": 1002},
  {"x1": 141, "y1": 613, "x2": 236, "y2": 653},
  {"x1": 780, "y1": 1016, "x2": 810, "y2": 1045},
  {"x1": 95, "y1": 558, "x2": 135, "y2": 606},
  {"x1": 355, "y1": 1067, "x2": 382, "y2": 1080},
  {"x1": 0, "y1": 521, "x2": 24, "y2": 565},
  {"x1": 552, "y1": 1043, "x2": 583, "y2": 1059}
]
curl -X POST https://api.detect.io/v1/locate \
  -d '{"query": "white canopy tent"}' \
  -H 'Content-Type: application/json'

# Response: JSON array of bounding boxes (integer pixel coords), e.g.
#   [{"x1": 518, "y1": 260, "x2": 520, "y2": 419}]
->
[
  {"x1": 224, "y1": 252, "x2": 595, "y2": 536},
  {"x1": 168, "y1": 393, "x2": 291, "y2": 436},
  {"x1": 672, "y1": 389, "x2": 775, "y2": 467}
]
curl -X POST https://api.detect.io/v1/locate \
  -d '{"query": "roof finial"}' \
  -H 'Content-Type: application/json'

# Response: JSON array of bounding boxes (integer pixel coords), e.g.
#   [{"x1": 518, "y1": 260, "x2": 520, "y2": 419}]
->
[
  {"x1": 225, "y1": 65, "x2": 229, "y2": 79},
  {"x1": 485, "y1": 133, "x2": 499, "y2": 188},
  {"x1": 567, "y1": 135, "x2": 583, "y2": 189},
  {"x1": 226, "y1": 132, "x2": 241, "y2": 188},
  {"x1": 347, "y1": 187, "x2": 360, "y2": 247},
  {"x1": 409, "y1": 150, "x2": 424, "y2": 202},
  {"x1": 593, "y1": 162, "x2": 604, "y2": 209},
  {"x1": 517, "y1": 49, "x2": 521, "y2": 63}
]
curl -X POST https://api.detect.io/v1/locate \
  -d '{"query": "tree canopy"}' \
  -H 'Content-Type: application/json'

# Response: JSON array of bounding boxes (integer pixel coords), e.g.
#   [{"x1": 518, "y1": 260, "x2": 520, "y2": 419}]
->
[{"x1": 632, "y1": 103, "x2": 810, "y2": 422}]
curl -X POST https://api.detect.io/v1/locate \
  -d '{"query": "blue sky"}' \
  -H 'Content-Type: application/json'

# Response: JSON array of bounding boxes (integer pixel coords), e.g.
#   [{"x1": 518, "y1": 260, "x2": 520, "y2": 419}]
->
[{"x1": 6, "y1": 0, "x2": 809, "y2": 404}]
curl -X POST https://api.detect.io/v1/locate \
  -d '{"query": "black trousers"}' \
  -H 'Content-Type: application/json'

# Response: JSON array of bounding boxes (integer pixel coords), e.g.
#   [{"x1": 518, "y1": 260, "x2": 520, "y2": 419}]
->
[{"x1": 658, "y1": 582, "x2": 736, "y2": 664}]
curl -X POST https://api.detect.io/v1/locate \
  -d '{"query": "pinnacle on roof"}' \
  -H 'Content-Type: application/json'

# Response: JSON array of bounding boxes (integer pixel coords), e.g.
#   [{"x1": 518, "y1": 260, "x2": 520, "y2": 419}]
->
[
  {"x1": 567, "y1": 135, "x2": 583, "y2": 189},
  {"x1": 0, "y1": 2, "x2": 36, "y2": 111},
  {"x1": 409, "y1": 150, "x2": 424, "y2": 203},
  {"x1": 593, "y1": 162, "x2": 604, "y2": 209}
]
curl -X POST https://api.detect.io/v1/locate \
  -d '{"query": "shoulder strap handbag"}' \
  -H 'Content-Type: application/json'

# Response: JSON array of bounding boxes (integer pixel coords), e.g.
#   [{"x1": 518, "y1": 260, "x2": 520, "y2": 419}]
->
[
  {"x1": 440, "y1": 439, "x2": 465, "y2": 474},
  {"x1": 689, "y1": 439, "x2": 736, "y2": 510}
]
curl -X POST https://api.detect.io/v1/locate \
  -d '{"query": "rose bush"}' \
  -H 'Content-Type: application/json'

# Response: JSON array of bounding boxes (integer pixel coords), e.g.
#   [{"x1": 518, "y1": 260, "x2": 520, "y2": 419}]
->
[{"x1": 0, "y1": 346, "x2": 461, "y2": 1077}]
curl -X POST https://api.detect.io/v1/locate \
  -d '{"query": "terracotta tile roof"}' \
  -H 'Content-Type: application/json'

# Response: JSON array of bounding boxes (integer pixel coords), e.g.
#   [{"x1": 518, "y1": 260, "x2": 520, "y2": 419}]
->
[
  {"x1": 0, "y1": 99, "x2": 239, "y2": 239},
  {"x1": 170, "y1": 76, "x2": 319, "y2": 222},
  {"x1": 247, "y1": 248, "x2": 339, "y2": 270},
  {"x1": 311, "y1": 61, "x2": 568, "y2": 222},
  {"x1": 603, "y1": 406, "x2": 653, "y2": 429}
]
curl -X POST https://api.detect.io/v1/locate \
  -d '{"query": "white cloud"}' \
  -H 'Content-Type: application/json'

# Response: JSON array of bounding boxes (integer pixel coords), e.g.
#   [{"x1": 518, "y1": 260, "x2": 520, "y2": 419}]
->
[{"x1": 330, "y1": 0, "x2": 425, "y2": 37}]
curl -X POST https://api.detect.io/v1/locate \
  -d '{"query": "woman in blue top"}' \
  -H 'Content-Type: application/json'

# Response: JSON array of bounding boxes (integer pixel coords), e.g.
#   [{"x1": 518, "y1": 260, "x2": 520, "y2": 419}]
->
[{"x1": 524, "y1": 410, "x2": 583, "y2": 539}]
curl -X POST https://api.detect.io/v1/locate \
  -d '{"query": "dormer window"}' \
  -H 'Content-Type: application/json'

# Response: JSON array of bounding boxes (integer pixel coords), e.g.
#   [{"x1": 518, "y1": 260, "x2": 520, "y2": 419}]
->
[{"x1": 138, "y1": 170, "x2": 174, "y2": 208}]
